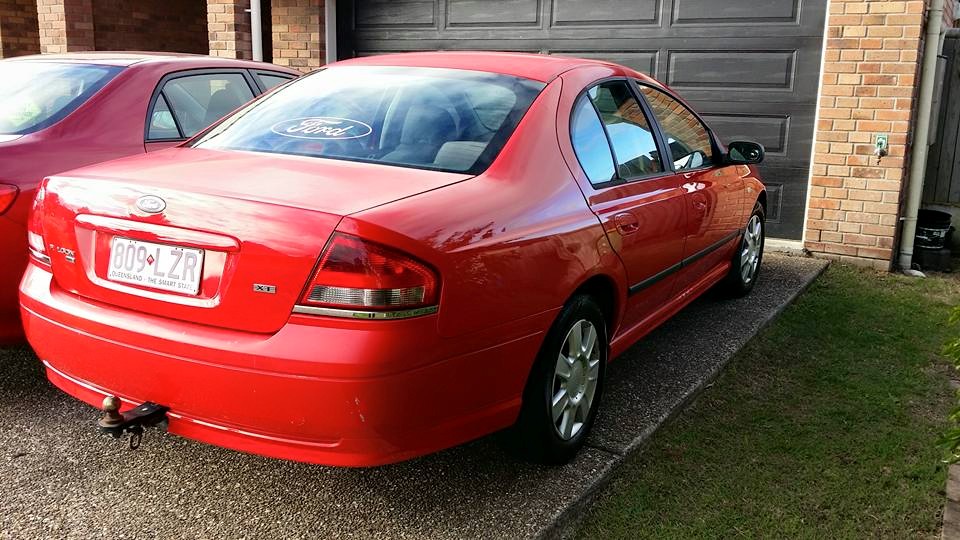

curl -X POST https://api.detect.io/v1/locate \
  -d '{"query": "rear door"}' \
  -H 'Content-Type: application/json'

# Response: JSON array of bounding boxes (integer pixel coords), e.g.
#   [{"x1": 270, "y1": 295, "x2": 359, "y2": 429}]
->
[
  {"x1": 567, "y1": 79, "x2": 687, "y2": 329},
  {"x1": 144, "y1": 69, "x2": 258, "y2": 152},
  {"x1": 635, "y1": 83, "x2": 744, "y2": 292}
]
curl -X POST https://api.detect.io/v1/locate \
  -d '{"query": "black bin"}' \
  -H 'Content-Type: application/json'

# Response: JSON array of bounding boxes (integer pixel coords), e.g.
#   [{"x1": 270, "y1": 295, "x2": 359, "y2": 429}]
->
[{"x1": 916, "y1": 209, "x2": 953, "y2": 250}]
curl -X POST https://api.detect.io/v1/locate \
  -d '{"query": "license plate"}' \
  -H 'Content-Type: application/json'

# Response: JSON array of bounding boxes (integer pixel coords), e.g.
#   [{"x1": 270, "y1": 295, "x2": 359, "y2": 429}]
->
[{"x1": 108, "y1": 237, "x2": 204, "y2": 295}]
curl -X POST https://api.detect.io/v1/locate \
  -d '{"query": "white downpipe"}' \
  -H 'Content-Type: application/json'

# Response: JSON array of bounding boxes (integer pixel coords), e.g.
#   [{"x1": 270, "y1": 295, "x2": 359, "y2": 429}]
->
[
  {"x1": 899, "y1": 0, "x2": 945, "y2": 270},
  {"x1": 250, "y1": 0, "x2": 263, "y2": 62},
  {"x1": 325, "y1": 0, "x2": 337, "y2": 64}
]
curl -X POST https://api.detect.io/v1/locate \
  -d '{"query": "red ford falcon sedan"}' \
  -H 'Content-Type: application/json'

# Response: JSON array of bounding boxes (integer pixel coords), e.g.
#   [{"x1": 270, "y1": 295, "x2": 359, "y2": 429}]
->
[
  {"x1": 20, "y1": 52, "x2": 766, "y2": 467},
  {"x1": 0, "y1": 53, "x2": 298, "y2": 344}
]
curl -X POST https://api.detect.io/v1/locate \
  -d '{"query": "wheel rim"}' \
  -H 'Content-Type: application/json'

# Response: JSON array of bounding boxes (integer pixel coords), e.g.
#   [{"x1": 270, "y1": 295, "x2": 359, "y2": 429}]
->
[
  {"x1": 551, "y1": 319, "x2": 601, "y2": 441},
  {"x1": 740, "y1": 215, "x2": 763, "y2": 284}
]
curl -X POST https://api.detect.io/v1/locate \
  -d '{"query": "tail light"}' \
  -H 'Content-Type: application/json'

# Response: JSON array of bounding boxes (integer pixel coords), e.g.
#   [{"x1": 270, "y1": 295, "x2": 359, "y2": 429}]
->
[
  {"x1": 296, "y1": 233, "x2": 439, "y2": 315},
  {"x1": 0, "y1": 184, "x2": 17, "y2": 215},
  {"x1": 27, "y1": 182, "x2": 51, "y2": 268}
]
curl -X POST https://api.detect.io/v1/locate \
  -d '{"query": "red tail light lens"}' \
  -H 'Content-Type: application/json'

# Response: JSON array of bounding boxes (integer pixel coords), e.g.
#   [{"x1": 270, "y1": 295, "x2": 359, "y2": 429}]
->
[
  {"x1": 0, "y1": 184, "x2": 17, "y2": 215},
  {"x1": 298, "y1": 233, "x2": 439, "y2": 311},
  {"x1": 27, "y1": 182, "x2": 50, "y2": 267}
]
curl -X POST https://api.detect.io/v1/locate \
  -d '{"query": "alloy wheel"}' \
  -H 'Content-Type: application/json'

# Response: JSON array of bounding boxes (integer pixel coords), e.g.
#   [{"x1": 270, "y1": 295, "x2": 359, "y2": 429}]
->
[
  {"x1": 551, "y1": 319, "x2": 601, "y2": 441},
  {"x1": 740, "y1": 215, "x2": 763, "y2": 284}
]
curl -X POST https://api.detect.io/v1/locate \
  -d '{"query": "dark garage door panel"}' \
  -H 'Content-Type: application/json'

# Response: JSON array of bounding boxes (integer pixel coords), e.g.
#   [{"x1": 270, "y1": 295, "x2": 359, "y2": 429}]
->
[{"x1": 341, "y1": 0, "x2": 828, "y2": 240}]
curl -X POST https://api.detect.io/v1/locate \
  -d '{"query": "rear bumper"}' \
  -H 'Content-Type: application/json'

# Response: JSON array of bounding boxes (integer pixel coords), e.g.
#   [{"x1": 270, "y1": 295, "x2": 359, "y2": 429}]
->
[{"x1": 20, "y1": 264, "x2": 550, "y2": 466}]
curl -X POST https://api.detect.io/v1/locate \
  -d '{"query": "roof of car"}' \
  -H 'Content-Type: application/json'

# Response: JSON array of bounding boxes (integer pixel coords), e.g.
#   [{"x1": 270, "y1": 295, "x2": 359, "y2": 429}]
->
[
  {"x1": 332, "y1": 51, "x2": 640, "y2": 83},
  {"x1": 3, "y1": 52, "x2": 299, "y2": 74}
]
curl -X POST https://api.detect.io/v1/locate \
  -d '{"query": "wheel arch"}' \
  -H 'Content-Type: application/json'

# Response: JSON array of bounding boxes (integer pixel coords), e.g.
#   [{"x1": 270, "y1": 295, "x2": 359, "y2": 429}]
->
[{"x1": 569, "y1": 273, "x2": 622, "y2": 342}]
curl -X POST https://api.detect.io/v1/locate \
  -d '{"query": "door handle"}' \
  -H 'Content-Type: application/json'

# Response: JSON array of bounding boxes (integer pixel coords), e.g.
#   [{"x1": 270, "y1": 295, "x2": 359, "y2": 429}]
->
[{"x1": 614, "y1": 212, "x2": 640, "y2": 235}]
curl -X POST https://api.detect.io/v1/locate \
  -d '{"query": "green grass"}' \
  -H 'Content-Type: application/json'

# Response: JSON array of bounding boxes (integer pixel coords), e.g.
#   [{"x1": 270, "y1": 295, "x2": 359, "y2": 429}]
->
[{"x1": 577, "y1": 264, "x2": 960, "y2": 539}]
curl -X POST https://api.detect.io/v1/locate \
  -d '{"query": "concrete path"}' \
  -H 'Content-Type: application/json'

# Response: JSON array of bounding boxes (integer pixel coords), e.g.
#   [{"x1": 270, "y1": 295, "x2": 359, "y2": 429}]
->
[{"x1": 0, "y1": 254, "x2": 828, "y2": 539}]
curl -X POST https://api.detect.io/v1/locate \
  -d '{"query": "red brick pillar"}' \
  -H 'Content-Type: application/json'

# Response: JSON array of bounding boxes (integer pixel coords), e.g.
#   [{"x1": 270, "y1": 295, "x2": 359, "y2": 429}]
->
[
  {"x1": 37, "y1": 0, "x2": 94, "y2": 53},
  {"x1": 272, "y1": 0, "x2": 324, "y2": 73},
  {"x1": 804, "y1": 0, "x2": 928, "y2": 270},
  {"x1": 0, "y1": 0, "x2": 41, "y2": 58},
  {"x1": 208, "y1": 0, "x2": 253, "y2": 59}
]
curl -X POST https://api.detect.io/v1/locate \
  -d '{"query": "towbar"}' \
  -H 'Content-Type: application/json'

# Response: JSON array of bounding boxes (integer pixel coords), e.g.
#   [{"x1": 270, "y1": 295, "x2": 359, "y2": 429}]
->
[{"x1": 97, "y1": 396, "x2": 169, "y2": 449}]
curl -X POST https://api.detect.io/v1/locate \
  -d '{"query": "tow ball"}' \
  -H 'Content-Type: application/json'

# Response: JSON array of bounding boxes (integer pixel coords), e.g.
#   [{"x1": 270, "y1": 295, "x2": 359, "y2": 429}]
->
[{"x1": 97, "y1": 396, "x2": 169, "y2": 450}]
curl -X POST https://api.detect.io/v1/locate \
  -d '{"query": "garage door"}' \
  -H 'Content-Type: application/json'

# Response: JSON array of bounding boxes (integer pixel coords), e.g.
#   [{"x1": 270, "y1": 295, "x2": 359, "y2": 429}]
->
[{"x1": 338, "y1": 0, "x2": 828, "y2": 240}]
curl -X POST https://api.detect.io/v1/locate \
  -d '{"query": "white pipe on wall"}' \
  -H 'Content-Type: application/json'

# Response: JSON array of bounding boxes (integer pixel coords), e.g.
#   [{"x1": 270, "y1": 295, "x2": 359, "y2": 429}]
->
[
  {"x1": 251, "y1": 0, "x2": 263, "y2": 62},
  {"x1": 325, "y1": 0, "x2": 337, "y2": 64},
  {"x1": 899, "y1": 0, "x2": 945, "y2": 271}
]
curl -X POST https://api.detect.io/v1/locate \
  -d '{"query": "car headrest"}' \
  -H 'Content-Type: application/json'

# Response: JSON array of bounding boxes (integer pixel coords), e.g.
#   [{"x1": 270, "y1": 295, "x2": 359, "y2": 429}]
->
[
  {"x1": 204, "y1": 88, "x2": 238, "y2": 126},
  {"x1": 400, "y1": 104, "x2": 456, "y2": 146},
  {"x1": 433, "y1": 141, "x2": 487, "y2": 171}
]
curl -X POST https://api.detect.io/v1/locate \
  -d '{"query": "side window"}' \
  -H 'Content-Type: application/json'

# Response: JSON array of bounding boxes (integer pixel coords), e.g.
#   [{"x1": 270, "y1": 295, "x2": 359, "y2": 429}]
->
[
  {"x1": 571, "y1": 95, "x2": 616, "y2": 185},
  {"x1": 256, "y1": 72, "x2": 294, "y2": 91},
  {"x1": 156, "y1": 73, "x2": 255, "y2": 139},
  {"x1": 587, "y1": 81, "x2": 663, "y2": 179},
  {"x1": 638, "y1": 85, "x2": 714, "y2": 171},
  {"x1": 147, "y1": 94, "x2": 181, "y2": 140}
]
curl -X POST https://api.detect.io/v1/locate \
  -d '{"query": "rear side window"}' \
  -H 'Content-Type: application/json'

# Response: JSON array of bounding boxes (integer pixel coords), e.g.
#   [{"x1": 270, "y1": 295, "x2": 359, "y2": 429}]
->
[
  {"x1": 192, "y1": 66, "x2": 545, "y2": 174},
  {"x1": 570, "y1": 96, "x2": 615, "y2": 185},
  {"x1": 587, "y1": 81, "x2": 663, "y2": 179},
  {"x1": 638, "y1": 85, "x2": 714, "y2": 171},
  {"x1": 150, "y1": 73, "x2": 255, "y2": 140},
  {"x1": 0, "y1": 62, "x2": 122, "y2": 135},
  {"x1": 148, "y1": 94, "x2": 180, "y2": 140}
]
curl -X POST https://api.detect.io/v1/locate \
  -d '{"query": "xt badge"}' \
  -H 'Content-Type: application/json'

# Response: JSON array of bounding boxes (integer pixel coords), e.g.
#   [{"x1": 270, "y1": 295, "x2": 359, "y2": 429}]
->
[
  {"x1": 48, "y1": 244, "x2": 75, "y2": 263},
  {"x1": 253, "y1": 283, "x2": 277, "y2": 294}
]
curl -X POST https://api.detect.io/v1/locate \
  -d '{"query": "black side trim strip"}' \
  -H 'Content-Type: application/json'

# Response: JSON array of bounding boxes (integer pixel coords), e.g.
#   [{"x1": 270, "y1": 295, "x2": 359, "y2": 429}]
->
[{"x1": 627, "y1": 230, "x2": 742, "y2": 296}]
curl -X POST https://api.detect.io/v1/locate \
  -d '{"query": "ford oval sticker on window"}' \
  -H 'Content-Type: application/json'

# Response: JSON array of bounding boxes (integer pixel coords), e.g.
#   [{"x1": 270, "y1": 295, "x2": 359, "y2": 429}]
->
[{"x1": 271, "y1": 117, "x2": 373, "y2": 140}]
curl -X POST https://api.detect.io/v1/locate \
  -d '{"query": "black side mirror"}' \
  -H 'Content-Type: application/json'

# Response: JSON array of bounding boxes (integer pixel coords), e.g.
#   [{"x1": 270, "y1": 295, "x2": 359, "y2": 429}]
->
[{"x1": 726, "y1": 141, "x2": 765, "y2": 165}]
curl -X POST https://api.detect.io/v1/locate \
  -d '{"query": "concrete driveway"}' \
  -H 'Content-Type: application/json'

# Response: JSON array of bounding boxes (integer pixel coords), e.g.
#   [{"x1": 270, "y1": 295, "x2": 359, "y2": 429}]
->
[{"x1": 0, "y1": 253, "x2": 827, "y2": 539}]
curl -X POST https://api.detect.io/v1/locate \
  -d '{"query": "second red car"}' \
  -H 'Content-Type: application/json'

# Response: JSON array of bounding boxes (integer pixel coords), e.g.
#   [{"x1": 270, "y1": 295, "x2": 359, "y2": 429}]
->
[{"x1": 0, "y1": 52, "x2": 297, "y2": 343}]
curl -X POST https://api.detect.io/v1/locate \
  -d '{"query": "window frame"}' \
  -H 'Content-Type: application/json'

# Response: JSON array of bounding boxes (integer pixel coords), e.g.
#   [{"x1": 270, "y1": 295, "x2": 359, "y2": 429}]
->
[
  {"x1": 631, "y1": 79, "x2": 722, "y2": 175},
  {"x1": 569, "y1": 76, "x2": 671, "y2": 190},
  {"x1": 143, "y1": 68, "x2": 260, "y2": 144}
]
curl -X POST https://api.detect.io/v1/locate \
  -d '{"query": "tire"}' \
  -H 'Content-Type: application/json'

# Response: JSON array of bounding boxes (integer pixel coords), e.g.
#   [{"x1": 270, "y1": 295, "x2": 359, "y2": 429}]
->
[
  {"x1": 506, "y1": 294, "x2": 607, "y2": 465},
  {"x1": 722, "y1": 201, "x2": 765, "y2": 297}
]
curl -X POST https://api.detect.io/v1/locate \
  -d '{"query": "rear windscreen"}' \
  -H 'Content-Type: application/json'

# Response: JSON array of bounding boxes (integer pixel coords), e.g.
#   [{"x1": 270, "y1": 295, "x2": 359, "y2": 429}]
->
[
  {"x1": 0, "y1": 62, "x2": 123, "y2": 135},
  {"x1": 192, "y1": 66, "x2": 545, "y2": 174}
]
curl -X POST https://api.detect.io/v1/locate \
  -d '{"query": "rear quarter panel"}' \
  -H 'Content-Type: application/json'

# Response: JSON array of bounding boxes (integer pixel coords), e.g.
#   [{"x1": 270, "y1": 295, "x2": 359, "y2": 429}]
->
[{"x1": 347, "y1": 78, "x2": 628, "y2": 340}]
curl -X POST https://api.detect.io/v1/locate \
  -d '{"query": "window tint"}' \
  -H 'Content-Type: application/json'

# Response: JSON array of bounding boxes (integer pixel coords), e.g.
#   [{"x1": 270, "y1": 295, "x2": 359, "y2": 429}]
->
[
  {"x1": 148, "y1": 94, "x2": 180, "y2": 140},
  {"x1": 587, "y1": 81, "x2": 663, "y2": 179},
  {"x1": 570, "y1": 95, "x2": 615, "y2": 184},
  {"x1": 0, "y1": 62, "x2": 122, "y2": 135},
  {"x1": 257, "y1": 73, "x2": 293, "y2": 91},
  {"x1": 193, "y1": 66, "x2": 544, "y2": 174},
  {"x1": 638, "y1": 85, "x2": 713, "y2": 171},
  {"x1": 160, "y1": 73, "x2": 254, "y2": 138}
]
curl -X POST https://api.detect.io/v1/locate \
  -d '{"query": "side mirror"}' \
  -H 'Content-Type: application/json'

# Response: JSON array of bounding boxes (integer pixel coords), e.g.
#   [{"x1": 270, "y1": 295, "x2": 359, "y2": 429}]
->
[{"x1": 726, "y1": 141, "x2": 765, "y2": 165}]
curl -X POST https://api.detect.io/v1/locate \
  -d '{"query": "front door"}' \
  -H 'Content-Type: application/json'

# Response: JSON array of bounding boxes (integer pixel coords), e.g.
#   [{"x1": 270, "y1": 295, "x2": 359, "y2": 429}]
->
[{"x1": 636, "y1": 84, "x2": 744, "y2": 291}]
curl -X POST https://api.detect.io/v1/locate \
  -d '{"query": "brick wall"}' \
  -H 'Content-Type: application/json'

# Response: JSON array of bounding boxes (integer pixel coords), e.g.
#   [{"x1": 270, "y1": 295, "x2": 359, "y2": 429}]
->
[
  {"x1": 0, "y1": 0, "x2": 40, "y2": 57},
  {"x1": 272, "y1": 0, "x2": 324, "y2": 73},
  {"x1": 804, "y1": 0, "x2": 929, "y2": 270},
  {"x1": 208, "y1": 0, "x2": 252, "y2": 59},
  {"x1": 38, "y1": 0, "x2": 93, "y2": 53},
  {"x1": 91, "y1": 0, "x2": 206, "y2": 53}
]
